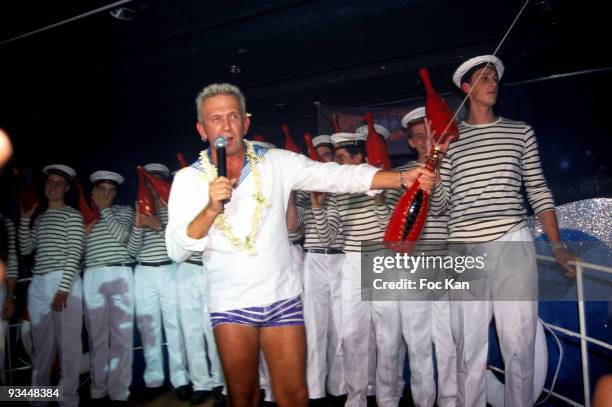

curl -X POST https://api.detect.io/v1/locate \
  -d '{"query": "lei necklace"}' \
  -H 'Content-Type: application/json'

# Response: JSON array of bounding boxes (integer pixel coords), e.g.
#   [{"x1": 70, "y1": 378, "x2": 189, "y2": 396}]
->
[{"x1": 199, "y1": 140, "x2": 271, "y2": 255}]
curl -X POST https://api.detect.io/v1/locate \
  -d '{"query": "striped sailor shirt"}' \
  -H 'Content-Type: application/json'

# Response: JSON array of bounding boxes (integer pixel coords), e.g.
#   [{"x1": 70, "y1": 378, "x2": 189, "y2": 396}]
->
[
  {"x1": 296, "y1": 190, "x2": 344, "y2": 250},
  {"x1": 128, "y1": 207, "x2": 171, "y2": 263},
  {"x1": 1, "y1": 214, "x2": 18, "y2": 279},
  {"x1": 84, "y1": 205, "x2": 134, "y2": 268},
  {"x1": 19, "y1": 207, "x2": 85, "y2": 291},
  {"x1": 429, "y1": 117, "x2": 555, "y2": 242}
]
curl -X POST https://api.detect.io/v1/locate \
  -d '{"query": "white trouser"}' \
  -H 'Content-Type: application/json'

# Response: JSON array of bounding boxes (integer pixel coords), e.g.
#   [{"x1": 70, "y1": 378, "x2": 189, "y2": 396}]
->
[
  {"x1": 176, "y1": 262, "x2": 223, "y2": 391},
  {"x1": 134, "y1": 263, "x2": 189, "y2": 388},
  {"x1": 28, "y1": 271, "x2": 83, "y2": 407},
  {"x1": 400, "y1": 296, "x2": 457, "y2": 407},
  {"x1": 289, "y1": 244, "x2": 304, "y2": 280},
  {"x1": 367, "y1": 320, "x2": 377, "y2": 397},
  {"x1": 260, "y1": 351, "x2": 275, "y2": 402},
  {"x1": 342, "y1": 252, "x2": 401, "y2": 407},
  {"x1": 83, "y1": 265, "x2": 134, "y2": 400},
  {"x1": 450, "y1": 227, "x2": 537, "y2": 407},
  {"x1": 303, "y1": 251, "x2": 345, "y2": 398}
]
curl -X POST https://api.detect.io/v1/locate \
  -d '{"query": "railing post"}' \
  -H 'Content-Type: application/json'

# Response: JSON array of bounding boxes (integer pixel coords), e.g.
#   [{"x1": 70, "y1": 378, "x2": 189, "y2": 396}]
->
[{"x1": 576, "y1": 262, "x2": 591, "y2": 406}]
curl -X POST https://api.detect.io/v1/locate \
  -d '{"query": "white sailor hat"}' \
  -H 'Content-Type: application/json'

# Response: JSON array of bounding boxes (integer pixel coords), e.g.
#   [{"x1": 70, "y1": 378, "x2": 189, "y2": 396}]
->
[
  {"x1": 355, "y1": 124, "x2": 391, "y2": 140},
  {"x1": 143, "y1": 163, "x2": 170, "y2": 178},
  {"x1": 401, "y1": 107, "x2": 426, "y2": 129},
  {"x1": 452, "y1": 55, "x2": 504, "y2": 88},
  {"x1": 42, "y1": 164, "x2": 76, "y2": 179},
  {"x1": 90, "y1": 170, "x2": 125, "y2": 185},
  {"x1": 312, "y1": 135, "x2": 333, "y2": 147},
  {"x1": 331, "y1": 132, "x2": 367, "y2": 148},
  {"x1": 251, "y1": 140, "x2": 277, "y2": 149}
]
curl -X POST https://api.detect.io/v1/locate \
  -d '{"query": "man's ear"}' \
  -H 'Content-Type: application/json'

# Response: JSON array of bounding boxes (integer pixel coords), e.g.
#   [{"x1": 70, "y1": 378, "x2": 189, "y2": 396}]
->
[
  {"x1": 196, "y1": 122, "x2": 208, "y2": 141},
  {"x1": 407, "y1": 138, "x2": 416, "y2": 150},
  {"x1": 243, "y1": 115, "x2": 251, "y2": 135},
  {"x1": 460, "y1": 81, "x2": 471, "y2": 95}
]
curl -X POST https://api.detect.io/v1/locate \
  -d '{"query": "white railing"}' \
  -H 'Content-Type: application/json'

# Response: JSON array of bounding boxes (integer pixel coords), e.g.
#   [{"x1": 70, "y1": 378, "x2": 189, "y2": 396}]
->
[
  {"x1": 4, "y1": 257, "x2": 612, "y2": 406},
  {"x1": 489, "y1": 255, "x2": 612, "y2": 407}
]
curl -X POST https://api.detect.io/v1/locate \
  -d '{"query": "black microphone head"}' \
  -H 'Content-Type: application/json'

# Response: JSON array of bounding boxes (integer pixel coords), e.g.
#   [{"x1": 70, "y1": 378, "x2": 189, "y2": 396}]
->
[{"x1": 214, "y1": 136, "x2": 228, "y2": 149}]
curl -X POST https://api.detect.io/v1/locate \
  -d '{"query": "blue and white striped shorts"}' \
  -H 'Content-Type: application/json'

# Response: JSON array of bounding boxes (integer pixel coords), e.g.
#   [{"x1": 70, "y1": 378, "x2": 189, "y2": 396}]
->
[{"x1": 210, "y1": 295, "x2": 304, "y2": 329}]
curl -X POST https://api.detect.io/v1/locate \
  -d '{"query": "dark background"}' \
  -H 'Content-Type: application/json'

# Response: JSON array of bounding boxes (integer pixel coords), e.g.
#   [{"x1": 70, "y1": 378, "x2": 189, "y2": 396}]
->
[{"x1": 1, "y1": 0, "x2": 610, "y2": 205}]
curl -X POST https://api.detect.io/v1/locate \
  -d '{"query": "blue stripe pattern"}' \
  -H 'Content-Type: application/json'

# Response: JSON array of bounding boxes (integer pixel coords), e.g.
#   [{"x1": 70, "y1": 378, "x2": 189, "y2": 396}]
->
[
  {"x1": 210, "y1": 295, "x2": 304, "y2": 328},
  {"x1": 191, "y1": 142, "x2": 268, "y2": 188}
]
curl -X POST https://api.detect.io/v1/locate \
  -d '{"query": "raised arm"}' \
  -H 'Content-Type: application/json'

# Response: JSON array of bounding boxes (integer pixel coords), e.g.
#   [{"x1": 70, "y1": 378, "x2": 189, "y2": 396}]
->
[
  {"x1": 311, "y1": 192, "x2": 341, "y2": 247},
  {"x1": 100, "y1": 206, "x2": 133, "y2": 244}
]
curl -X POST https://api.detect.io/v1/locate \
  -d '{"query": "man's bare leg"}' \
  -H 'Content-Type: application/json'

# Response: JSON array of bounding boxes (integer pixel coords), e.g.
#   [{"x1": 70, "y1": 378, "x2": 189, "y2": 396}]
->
[
  {"x1": 214, "y1": 324, "x2": 260, "y2": 407},
  {"x1": 260, "y1": 325, "x2": 308, "y2": 407}
]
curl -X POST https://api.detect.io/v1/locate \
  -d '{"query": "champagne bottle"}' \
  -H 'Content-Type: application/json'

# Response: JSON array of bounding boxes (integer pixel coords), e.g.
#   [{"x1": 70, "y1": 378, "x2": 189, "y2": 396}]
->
[{"x1": 384, "y1": 68, "x2": 459, "y2": 252}]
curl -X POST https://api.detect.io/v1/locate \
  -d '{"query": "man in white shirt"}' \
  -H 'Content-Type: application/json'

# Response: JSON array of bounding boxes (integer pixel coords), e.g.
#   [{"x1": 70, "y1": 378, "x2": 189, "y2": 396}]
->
[{"x1": 166, "y1": 83, "x2": 435, "y2": 407}]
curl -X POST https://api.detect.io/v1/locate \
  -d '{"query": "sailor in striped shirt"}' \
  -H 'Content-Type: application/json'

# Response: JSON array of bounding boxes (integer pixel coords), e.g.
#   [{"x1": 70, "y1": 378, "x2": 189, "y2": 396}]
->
[
  {"x1": 297, "y1": 135, "x2": 347, "y2": 400},
  {"x1": 325, "y1": 130, "x2": 402, "y2": 407},
  {"x1": 128, "y1": 163, "x2": 190, "y2": 400},
  {"x1": 429, "y1": 55, "x2": 578, "y2": 406},
  {"x1": 1, "y1": 210, "x2": 18, "y2": 380},
  {"x1": 82, "y1": 170, "x2": 134, "y2": 402},
  {"x1": 387, "y1": 107, "x2": 457, "y2": 407},
  {"x1": 19, "y1": 164, "x2": 85, "y2": 407}
]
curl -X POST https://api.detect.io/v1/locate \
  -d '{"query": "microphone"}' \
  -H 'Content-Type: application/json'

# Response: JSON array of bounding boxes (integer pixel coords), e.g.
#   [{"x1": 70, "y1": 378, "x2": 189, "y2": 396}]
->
[
  {"x1": 215, "y1": 136, "x2": 228, "y2": 177},
  {"x1": 214, "y1": 136, "x2": 228, "y2": 211}
]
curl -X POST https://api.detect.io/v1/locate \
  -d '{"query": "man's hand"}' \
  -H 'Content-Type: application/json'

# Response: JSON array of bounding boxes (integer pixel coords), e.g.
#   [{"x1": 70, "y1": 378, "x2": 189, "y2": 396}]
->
[
  {"x1": 134, "y1": 208, "x2": 144, "y2": 228},
  {"x1": 20, "y1": 202, "x2": 38, "y2": 218},
  {"x1": 310, "y1": 192, "x2": 327, "y2": 208},
  {"x1": 85, "y1": 221, "x2": 97, "y2": 235},
  {"x1": 52, "y1": 290, "x2": 69, "y2": 312},
  {"x1": 141, "y1": 214, "x2": 162, "y2": 231},
  {"x1": 403, "y1": 167, "x2": 436, "y2": 193},
  {"x1": 205, "y1": 177, "x2": 235, "y2": 215},
  {"x1": 91, "y1": 188, "x2": 112, "y2": 209},
  {"x1": 554, "y1": 246, "x2": 581, "y2": 278},
  {"x1": 2, "y1": 297, "x2": 15, "y2": 320}
]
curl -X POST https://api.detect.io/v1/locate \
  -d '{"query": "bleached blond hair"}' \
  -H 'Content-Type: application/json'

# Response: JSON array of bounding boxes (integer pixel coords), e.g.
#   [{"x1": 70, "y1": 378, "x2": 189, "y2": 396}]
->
[{"x1": 195, "y1": 83, "x2": 246, "y2": 123}]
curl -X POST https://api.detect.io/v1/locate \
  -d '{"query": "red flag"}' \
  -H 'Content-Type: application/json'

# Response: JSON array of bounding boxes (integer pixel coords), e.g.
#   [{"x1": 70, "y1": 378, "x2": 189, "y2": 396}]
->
[
  {"x1": 136, "y1": 167, "x2": 156, "y2": 216},
  {"x1": 330, "y1": 113, "x2": 341, "y2": 133},
  {"x1": 304, "y1": 132, "x2": 322, "y2": 162},
  {"x1": 281, "y1": 124, "x2": 302, "y2": 153},
  {"x1": 177, "y1": 153, "x2": 189, "y2": 169},
  {"x1": 363, "y1": 112, "x2": 391, "y2": 170},
  {"x1": 137, "y1": 166, "x2": 171, "y2": 203},
  {"x1": 75, "y1": 181, "x2": 100, "y2": 224},
  {"x1": 419, "y1": 68, "x2": 459, "y2": 145},
  {"x1": 12, "y1": 168, "x2": 39, "y2": 212}
]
